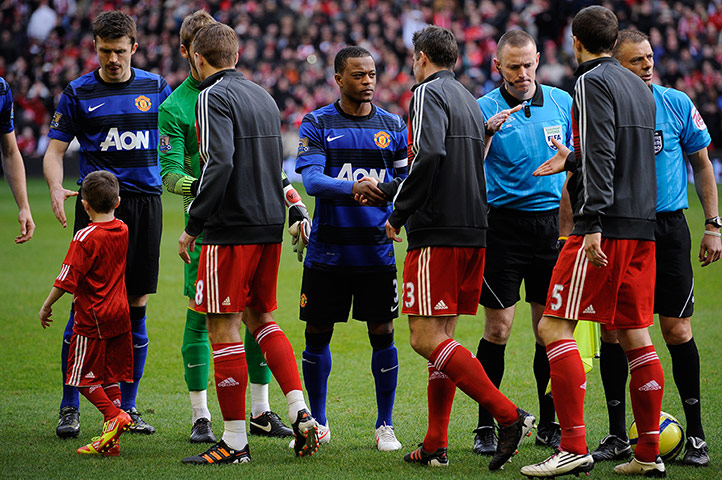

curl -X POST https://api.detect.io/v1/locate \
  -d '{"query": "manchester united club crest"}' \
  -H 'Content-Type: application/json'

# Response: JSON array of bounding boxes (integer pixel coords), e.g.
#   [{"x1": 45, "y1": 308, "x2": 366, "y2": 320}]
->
[
  {"x1": 135, "y1": 95, "x2": 151, "y2": 112},
  {"x1": 374, "y1": 131, "x2": 391, "y2": 148}
]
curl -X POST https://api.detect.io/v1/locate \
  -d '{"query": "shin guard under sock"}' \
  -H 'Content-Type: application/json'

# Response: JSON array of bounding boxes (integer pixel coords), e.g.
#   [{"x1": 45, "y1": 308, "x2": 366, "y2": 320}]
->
[
  {"x1": 600, "y1": 340, "x2": 629, "y2": 438},
  {"x1": 60, "y1": 309, "x2": 79, "y2": 409},
  {"x1": 120, "y1": 306, "x2": 148, "y2": 410},
  {"x1": 476, "y1": 338, "x2": 506, "y2": 428},
  {"x1": 422, "y1": 363, "x2": 456, "y2": 451},
  {"x1": 627, "y1": 345, "x2": 664, "y2": 462},
  {"x1": 547, "y1": 339, "x2": 587, "y2": 455}
]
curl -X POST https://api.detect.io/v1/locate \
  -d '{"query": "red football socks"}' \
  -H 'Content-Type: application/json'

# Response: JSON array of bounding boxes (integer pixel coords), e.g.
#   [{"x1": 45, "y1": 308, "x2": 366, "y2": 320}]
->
[
  {"x1": 430, "y1": 339, "x2": 518, "y2": 426},
  {"x1": 422, "y1": 363, "x2": 456, "y2": 451},
  {"x1": 253, "y1": 322, "x2": 302, "y2": 394},
  {"x1": 103, "y1": 383, "x2": 121, "y2": 409},
  {"x1": 213, "y1": 342, "x2": 248, "y2": 421},
  {"x1": 547, "y1": 339, "x2": 587, "y2": 455},
  {"x1": 627, "y1": 345, "x2": 664, "y2": 462},
  {"x1": 79, "y1": 384, "x2": 122, "y2": 421}
]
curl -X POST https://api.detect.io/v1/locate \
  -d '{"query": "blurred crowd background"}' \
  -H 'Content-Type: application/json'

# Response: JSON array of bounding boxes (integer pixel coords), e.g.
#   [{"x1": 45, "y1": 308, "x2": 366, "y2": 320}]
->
[{"x1": 2, "y1": 0, "x2": 721, "y2": 179}]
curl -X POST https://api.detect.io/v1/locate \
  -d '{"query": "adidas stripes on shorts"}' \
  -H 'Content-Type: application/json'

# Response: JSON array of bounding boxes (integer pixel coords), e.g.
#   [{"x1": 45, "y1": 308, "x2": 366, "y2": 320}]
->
[
  {"x1": 194, "y1": 243, "x2": 281, "y2": 314},
  {"x1": 401, "y1": 246, "x2": 485, "y2": 316},
  {"x1": 543, "y1": 235, "x2": 655, "y2": 329},
  {"x1": 65, "y1": 332, "x2": 133, "y2": 387}
]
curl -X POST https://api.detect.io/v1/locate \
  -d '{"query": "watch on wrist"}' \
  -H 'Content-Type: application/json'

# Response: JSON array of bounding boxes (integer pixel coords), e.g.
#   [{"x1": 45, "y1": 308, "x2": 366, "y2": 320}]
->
[{"x1": 705, "y1": 216, "x2": 722, "y2": 229}]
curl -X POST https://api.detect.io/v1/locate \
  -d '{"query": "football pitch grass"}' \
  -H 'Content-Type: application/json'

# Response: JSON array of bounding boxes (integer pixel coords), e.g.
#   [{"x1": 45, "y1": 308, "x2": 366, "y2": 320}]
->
[{"x1": 1, "y1": 178, "x2": 720, "y2": 479}]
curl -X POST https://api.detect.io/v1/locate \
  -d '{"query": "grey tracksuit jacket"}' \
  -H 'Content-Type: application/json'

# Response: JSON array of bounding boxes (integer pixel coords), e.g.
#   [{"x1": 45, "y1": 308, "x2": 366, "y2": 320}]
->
[
  {"x1": 186, "y1": 69, "x2": 284, "y2": 245},
  {"x1": 388, "y1": 70, "x2": 488, "y2": 251},
  {"x1": 565, "y1": 57, "x2": 657, "y2": 241}
]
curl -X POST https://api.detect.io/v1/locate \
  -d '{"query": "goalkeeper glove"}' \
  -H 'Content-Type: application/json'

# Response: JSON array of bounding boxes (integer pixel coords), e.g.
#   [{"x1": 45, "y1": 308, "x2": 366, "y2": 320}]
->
[{"x1": 288, "y1": 203, "x2": 311, "y2": 262}]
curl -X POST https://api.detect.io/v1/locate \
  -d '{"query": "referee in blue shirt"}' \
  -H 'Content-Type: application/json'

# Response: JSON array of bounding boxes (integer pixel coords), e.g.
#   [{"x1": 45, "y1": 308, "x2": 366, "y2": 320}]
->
[{"x1": 472, "y1": 30, "x2": 573, "y2": 455}]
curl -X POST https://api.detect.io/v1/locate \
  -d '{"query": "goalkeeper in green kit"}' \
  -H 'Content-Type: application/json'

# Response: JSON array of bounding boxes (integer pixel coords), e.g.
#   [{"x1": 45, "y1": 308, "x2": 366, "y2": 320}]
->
[{"x1": 158, "y1": 10, "x2": 310, "y2": 443}]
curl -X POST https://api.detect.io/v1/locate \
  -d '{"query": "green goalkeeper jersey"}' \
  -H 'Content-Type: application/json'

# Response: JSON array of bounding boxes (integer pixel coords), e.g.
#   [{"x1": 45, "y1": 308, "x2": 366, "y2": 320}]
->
[{"x1": 158, "y1": 74, "x2": 201, "y2": 212}]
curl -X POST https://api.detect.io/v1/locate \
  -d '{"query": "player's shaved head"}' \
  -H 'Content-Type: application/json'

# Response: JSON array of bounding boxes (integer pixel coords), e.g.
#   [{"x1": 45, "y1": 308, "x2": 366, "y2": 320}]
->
[
  {"x1": 496, "y1": 30, "x2": 536, "y2": 60},
  {"x1": 180, "y1": 10, "x2": 216, "y2": 49},
  {"x1": 334, "y1": 46, "x2": 372, "y2": 74},
  {"x1": 82, "y1": 170, "x2": 120, "y2": 213}
]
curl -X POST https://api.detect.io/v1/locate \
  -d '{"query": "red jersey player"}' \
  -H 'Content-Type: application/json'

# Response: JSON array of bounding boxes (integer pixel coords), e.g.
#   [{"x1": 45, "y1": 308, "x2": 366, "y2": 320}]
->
[{"x1": 40, "y1": 170, "x2": 133, "y2": 456}]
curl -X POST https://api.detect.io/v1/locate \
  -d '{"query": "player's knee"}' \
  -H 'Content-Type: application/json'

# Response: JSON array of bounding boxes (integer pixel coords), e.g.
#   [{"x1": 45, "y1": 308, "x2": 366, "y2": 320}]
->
[
  {"x1": 368, "y1": 330, "x2": 394, "y2": 350},
  {"x1": 660, "y1": 317, "x2": 692, "y2": 345},
  {"x1": 305, "y1": 328, "x2": 333, "y2": 353}
]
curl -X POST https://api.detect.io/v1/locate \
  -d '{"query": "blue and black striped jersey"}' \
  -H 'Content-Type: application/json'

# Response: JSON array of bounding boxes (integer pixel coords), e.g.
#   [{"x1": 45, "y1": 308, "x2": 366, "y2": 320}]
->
[
  {"x1": 0, "y1": 77, "x2": 13, "y2": 134},
  {"x1": 296, "y1": 102, "x2": 407, "y2": 271},
  {"x1": 48, "y1": 68, "x2": 172, "y2": 195}
]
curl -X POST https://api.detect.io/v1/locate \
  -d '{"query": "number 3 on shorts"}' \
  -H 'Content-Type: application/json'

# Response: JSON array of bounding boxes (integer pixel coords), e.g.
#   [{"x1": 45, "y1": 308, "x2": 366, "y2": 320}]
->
[
  {"x1": 195, "y1": 280, "x2": 204, "y2": 306},
  {"x1": 550, "y1": 284, "x2": 564, "y2": 311},
  {"x1": 404, "y1": 282, "x2": 415, "y2": 308}
]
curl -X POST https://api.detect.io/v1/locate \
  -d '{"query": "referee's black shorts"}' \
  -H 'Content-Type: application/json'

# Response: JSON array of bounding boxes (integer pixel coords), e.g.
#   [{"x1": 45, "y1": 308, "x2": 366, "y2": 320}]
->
[
  {"x1": 480, "y1": 207, "x2": 559, "y2": 309},
  {"x1": 75, "y1": 191, "x2": 162, "y2": 296},
  {"x1": 654, "y1": 210, "x2": 694, "y2": 318}
]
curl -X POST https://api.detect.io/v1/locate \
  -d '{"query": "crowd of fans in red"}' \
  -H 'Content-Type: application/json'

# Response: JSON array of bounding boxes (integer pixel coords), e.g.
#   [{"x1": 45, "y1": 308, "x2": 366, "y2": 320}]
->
[{"x1": 2, "y1": 0, "x2": 721, "y2": 166}]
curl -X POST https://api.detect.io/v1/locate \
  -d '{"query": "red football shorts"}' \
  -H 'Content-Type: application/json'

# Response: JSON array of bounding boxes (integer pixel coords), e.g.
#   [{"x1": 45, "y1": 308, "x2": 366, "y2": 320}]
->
[
  {"x1": 65, "y1": 332, "x2": 133, "y2": 387},
  {"x1": 401, "y1": 246, "x2": 485, "y2": 316},
  {"x1": 543, "y1": 236, "x2": 655, "y2": 329},
  {"x1": 195, "y1": 243, "x2": 281, "y2": 314}
]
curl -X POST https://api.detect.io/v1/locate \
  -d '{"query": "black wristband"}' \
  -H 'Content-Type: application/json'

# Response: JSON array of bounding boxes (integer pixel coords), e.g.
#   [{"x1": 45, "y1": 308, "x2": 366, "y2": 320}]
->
[{"x1": 484, "y1": 122, "x2": 495, "y2": 137}]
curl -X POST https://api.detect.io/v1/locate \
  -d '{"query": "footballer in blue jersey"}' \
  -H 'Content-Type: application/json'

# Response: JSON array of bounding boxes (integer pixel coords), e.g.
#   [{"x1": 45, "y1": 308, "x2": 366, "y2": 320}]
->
[
  {"x1": 293, "y1": 47, "x2": 407, "y2": 451},
  {"x1": 472, "y1": 31, "x2": 573, "y2": 454},
  {"x1": 589, "y1": 30, "x2": 721, "y2": 467},
  {"x1": 43, "y1": 11, "x2": 170, "y2": 440},
  {"x1": 1, "y1": 77, "x2": 35, "y2": 243}
]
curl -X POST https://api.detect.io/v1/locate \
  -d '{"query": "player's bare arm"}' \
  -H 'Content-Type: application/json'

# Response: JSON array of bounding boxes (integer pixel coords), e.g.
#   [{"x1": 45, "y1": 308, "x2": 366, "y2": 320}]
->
[
  {"x1": 178, "y1": 230, "x2": 198, "y2": 264},
  {"x1": 688, "y1": 148, "x2": 722, "y2": 266},
  {"x1": 39, "y1": 286, "x2": 67, "y2": 329},
  {"x1": 533, "y1": 137, "x2": 570, "y2": 176},
  {"x1": 583, "y1": 232, "x2": 608, "y2": 268},
  {"x1": 43, "y1": 138, "x2": 78, "y2": 228},
  {"x1": 352, "y1": 177, "x2": 386, "y2": 206},
  {"x1": 1, "y1": 130, "x2": 35, "y2": 243}
]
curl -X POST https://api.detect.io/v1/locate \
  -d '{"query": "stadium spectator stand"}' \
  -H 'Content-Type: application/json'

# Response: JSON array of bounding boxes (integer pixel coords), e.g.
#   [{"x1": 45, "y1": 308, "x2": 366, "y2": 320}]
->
[{"x1": 2, "y1": 0, "x2": 720, "y2": 172}]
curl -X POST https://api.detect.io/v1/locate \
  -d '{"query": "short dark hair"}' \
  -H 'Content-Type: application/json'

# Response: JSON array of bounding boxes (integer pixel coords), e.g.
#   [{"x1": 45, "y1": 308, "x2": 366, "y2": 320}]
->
[
  {"x1": 412, "y1": 26, "x2": 457, "y2": 69},
  {"x1": 612, "y1": 29, "x2": 650, "y2": 58},
  {"x1": 496, "y1": 30, "x2": 536, "y2": 59},
  {"x1": 572, "y1": 6, "x2": 618, "y2": 54},
  {"x1": 93, "y1": 11, "x2": 137, "y2": 45},
  {"x1": 82, "y1": 170, "x2": 119, "y2": 214},
  {"x1": 180, "y1": 10, "x2": 216, "y2": 49},
  {"x1": 334, "y1": 46, "x2": 372, "y2": 74},
  {"x1": 192, "y1": 23, "x2": 238, "y2": 68}
]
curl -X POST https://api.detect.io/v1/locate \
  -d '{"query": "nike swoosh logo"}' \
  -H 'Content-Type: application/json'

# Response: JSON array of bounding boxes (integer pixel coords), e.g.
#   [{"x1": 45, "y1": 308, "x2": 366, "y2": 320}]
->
[
  {"x1": 187, "y1": 363, "x2": 206, "y2": 368},
  {"x1": 302, "y1": 358, "x2": 317, "y2": 364},
  {"x1": 380, "y1": 365, "x2": 399, "y2": 373},
  {"x1": 88, "y1": 103, "x2": 105, "y2": 112},
  {"x1": 326, "y1": 134, "x2": 344, "y2": 142},
  {"x1": 259, "y1": 362, "x2": 267, "y2": 367},
  {"x1": 390, "y1": 304, "x2": 399, "y2": 312},
  {"x1": 133, "y1": 342, "x2": 149, "y2": 349},
  {"x1": 250, "y1": 421, "x2": 272, "y2": 432}
]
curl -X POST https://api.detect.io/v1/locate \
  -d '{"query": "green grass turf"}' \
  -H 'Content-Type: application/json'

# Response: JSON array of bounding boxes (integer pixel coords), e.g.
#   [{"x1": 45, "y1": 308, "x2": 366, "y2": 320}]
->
[{"x1": 1, "y1": 178, "x2": 720, "y2": 479}]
